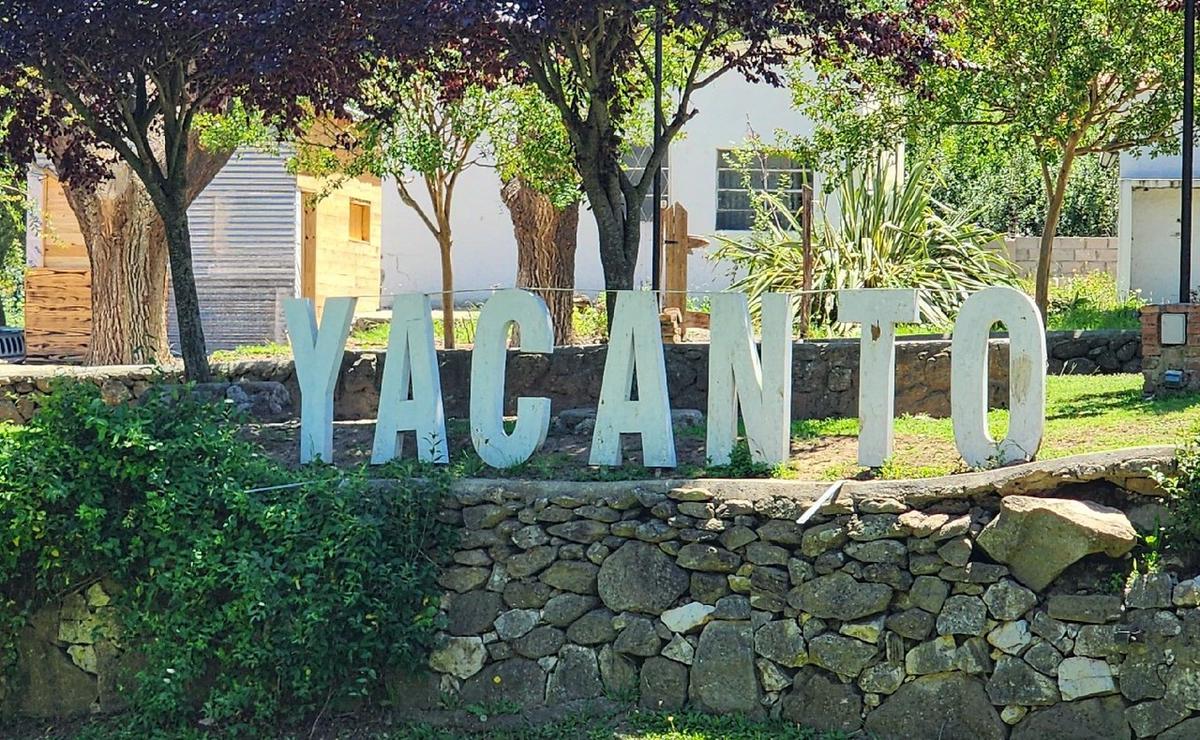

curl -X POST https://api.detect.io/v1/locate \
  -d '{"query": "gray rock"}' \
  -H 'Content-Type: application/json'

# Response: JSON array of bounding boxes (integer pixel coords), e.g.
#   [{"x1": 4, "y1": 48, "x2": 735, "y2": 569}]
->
[
  {"x1": 983, "y1": 579, "x2": 1038, "y2": 620},
  {"x1": 956, "y1": 636, "x2": 993, "y2": 675},
  {"x1": 546, "y1": 520, "x2": 609, "y2": 544},
  {"x1": 865, "y1": 673, "x2": 1006, "y2": 740},
  {"x1": 494, "y1": 609, "x2": 540, "y2": 640},
  {"x1": 614, "y1": 616, "x2": 662, "y2": 657},
  {"x1": 546, "y1": 644, "x2": 602, "y2": 703},
  {"x1": 905, "y1": 635, "x2": 958, "y2": 675},
  {"x1": 754, "y1": 620, "x2": 807, "y2": 667},
  {"x1": 719, "y1": 525, "x2": 758, "y2": 551},
  {"x1": 446, "y1": 591, "x2": 502, "y2": 636},
  {"x1": 713, "y1": 595, "x2": 752, "y2": 621},
  {"x1": 1024, "y1": 640, "x2": 1064, "y2": 676},
  {"x1": 1126, "y1": 573, "x2": 1173, "y2": 609},
  {"x1": 543, "y1": 593, "x2": 598, "y2": 627},
  {"x1": 690, "y1": 572, "x2": 730, "y2": 604},
  {"x1": 987, "y1": 655, "x2": 1060, "y2": 706},
  {"x1": 503, "y1": 580, "x2": 553, "y2": 609},
  {"x1": 676, "y1": 543, "x2": 741, "y2": 572},
  {"x1": 845, "y1": 539, "x2": 907, "y2": 565},
  {"x1": 598, "y1": 644, "x2": 638, "y2": 697},
  {"x1": 1011, "y1": 696, "x2": 1131, "y2": 740},
  {"x1": 512, "y1": 626, "x2": 565, "y2": 659},
  {"x1": 463, "y1": 504, "x2": 509, "y2": 530},
  {"x1": 1160, "y1": 716, "x2": 1200, "y2": 740},
  {"x1": 848, "y1": 514, "x2": 909, "y2": 541},
  {"x1": 1047, "y1": 594, "x2": 1124, "y2": 624},
  {"x1": 1125, "y1": 697, "x2": 1191, "y2": 738},
  {"x1": 1174, "y1": 579, "x2": 1200, "y2": 607},
  {"x1": 597, "y1": 541, "x2": 688, "y2": 613},
  {"x1": 662, "y1": 634, "x2": 695, "y2": 665},
  {"x1": 937, "y1": 537, "x2": 972, "y2": 567},
  {"x1": 756, "y1": 658, "x2": 791, "y2": 692},
  {"x1": 976, "y1": 496, "x2": 1137, "y2": 591},
  {"x1": 689, "y1": 621, "x2": 762, "y2": 716},
  {"x1": 791, "y1": 572, "x2": 892, "y2": 620},
  {"x1": 1121, "y1": 644, "x2": 1168, "y2": 701},
  {"x1": 565, "y1": 608, "x2": 616, "y2": 645},
  {"x1": 1074, "y1": 624, "x2": 1123, "y2": 659},
  {"x1": 808, "y1": 633, "x2": 877, "y2": 679},
  {"x1": 511, "y1": 524, "x2": 550, "y2": 549},
  {"x1": 439, "y1": 567, "x2": 491, "y2": 593},
  {"x1": 887, "y1": 608, "x2": 935, "y2": 641},
  {"x1": 910, "y1": 575, "x2": 950, "y2": 613},
  {"x1": 429, "y1": 635, "x2": 487, "y2": 679},
  {"x1": 937, "y1": 595, "x2": 987, "y2": 636},
  {"x1": 744, "y1": 541, "x2": 789, "y2": 566},
  {"x1": 539, "y1": 560, "x2": 599, "y2": 594},
  {"x1": 800, "y1": 521, "x2": 847, "y2": 556},
  {"x1": 508, "y1": 544, "x2": 559, "y2": 580},
  {"x1": 10, "y1": 626, "x2": 99, "y2": 718},
  {"x1": 859, "y1": 661, "x2": 905, "y2": 695},
  {"x1": 640, "y1": 656, "x2": 688, "y2": 710},
  {"x1": 781, "y1": 668, "x2": 863, "y2": 734},
  {"x1": 1058, "y1": 656, "x2": 1117, "y2": 701},
  {"x1": 461, "y1": 658, "x2": 546, "y2": 707}
]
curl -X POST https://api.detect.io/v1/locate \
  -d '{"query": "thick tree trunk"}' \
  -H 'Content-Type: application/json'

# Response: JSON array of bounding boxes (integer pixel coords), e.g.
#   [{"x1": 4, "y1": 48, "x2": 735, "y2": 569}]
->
[
  {"x1": 1035, "y1": 145, "x2": 1079, "y2": 318},
  {"x1": 162, "y1": 198, "x2": 212, "y2": 382},
  {"x1": 59, "y1": 170, "x2": 171, "y2": 365},
  {"x1": 52, "y1": 136, "x2": 229, "y2": 368},
  {"x1": 501, "y1": 178, "x2": 579, "y2": 345}
]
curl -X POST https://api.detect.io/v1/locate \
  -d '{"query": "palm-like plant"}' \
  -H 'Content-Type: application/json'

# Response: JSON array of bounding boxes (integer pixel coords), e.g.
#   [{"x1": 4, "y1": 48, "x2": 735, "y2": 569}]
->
[{"x1": 713, "y1": 159, "x2": 1019, "y2": 332}]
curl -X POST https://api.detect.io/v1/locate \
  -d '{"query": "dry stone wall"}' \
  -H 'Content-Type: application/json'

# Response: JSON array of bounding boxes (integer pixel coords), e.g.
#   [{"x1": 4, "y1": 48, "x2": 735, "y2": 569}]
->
[
  {"x1": 9, "y1": 447, "x2": 1200, "y2": 739},
  {"x1": 0, "y1": 330, "x2": 1141, "y2": 425}
]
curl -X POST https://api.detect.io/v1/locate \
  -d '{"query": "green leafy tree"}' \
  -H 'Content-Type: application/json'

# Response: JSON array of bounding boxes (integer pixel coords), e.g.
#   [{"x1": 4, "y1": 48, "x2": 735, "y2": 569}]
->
[
  {"x1": 491, "y1": 86, "x2": 583, "y2": 344},
  {"x1": 793, "y1": 0, "x2": 1184, "y2": 316}
]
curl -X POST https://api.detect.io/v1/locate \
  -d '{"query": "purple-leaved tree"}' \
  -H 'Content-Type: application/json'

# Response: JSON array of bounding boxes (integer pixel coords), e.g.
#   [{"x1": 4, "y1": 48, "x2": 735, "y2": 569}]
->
[{"x1": 0, "y1": 0, "x2": 428, "y2": 379}]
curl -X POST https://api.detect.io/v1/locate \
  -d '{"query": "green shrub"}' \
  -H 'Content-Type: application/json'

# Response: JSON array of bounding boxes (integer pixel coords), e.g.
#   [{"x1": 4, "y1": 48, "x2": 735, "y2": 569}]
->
[
  {"x1": 712, "y1": 159, "x2": 1020, "y2": 330},
  {"x1": 0, "y1": 381, "x2": 450, "y2": 733},
  {"x1": 1157, "y1": 434, "x2": 1200, "y2": 566}
]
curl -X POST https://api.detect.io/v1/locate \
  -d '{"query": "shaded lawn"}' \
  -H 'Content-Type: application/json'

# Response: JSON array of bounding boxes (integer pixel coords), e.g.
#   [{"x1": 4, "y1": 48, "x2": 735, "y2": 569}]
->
[{"x1": 798, "y1": 374, "x2": 1197, "y2": 480}]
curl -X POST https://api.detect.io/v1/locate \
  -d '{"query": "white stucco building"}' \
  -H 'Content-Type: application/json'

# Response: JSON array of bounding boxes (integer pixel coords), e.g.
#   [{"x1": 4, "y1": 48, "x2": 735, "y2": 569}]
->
[
  {"x1": 1118, "y1": 148, "x2": 1199, "y2": 303},
  {"x1": 380, "y1": 73, "x2": 827, "y2": 308}
]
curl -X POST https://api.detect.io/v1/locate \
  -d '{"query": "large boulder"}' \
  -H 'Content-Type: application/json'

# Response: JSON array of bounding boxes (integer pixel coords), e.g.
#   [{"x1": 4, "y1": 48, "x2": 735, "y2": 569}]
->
[
  {"x1": 597, "y1": 542, "x2": 689, "y2": 613},
  {"x1": 781, "y1": 668, "x2": 863, "y2": 733},
  {"x1": 689, "y1": 622, "x2": 762, "y2": 717},
  {"x1": 1012, "y1": 696, "x2": 1130, "y2": 740},
  {"x1": 864, "y1": 672, "x2": 1006, "y2": 740},
  {"x1": 976, "y1": 496, "x2": 1137, "y2": 590}
]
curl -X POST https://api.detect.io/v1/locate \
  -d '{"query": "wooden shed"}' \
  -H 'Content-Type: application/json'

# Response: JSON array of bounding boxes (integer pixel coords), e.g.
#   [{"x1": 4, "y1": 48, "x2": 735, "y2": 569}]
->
[{"x1": 25, "y1": 149, "x2": 383, "y2": 361}]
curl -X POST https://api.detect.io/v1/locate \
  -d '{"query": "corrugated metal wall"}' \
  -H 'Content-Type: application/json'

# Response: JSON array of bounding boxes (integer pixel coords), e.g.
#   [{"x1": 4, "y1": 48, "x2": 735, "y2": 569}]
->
[{"x1": 169, "y1": 149, "x2": 298, "y2": 351}]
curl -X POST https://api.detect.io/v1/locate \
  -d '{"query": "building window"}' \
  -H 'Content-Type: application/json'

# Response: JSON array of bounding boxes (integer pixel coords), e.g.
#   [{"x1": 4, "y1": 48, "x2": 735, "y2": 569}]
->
[
  {"x1": 622, "y1": 145, "x2": 669, "y2": 221},
  {"x1": 716, "y1": 149, "x2": 810, "y2": 231},
  {"x1": 349, "y1": 200, "x2": 371, "y2": 242}
]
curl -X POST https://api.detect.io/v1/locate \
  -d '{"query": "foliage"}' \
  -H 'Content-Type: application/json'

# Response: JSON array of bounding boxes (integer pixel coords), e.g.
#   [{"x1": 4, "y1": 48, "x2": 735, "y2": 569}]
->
[
  {"x1": 791, "y1": 0, "x2": 1184, "y2": 313},
  {"x1": 0, "y1": 0, "x2": 419, "y2": 379},
  {"x1": 713, "y1": 159, "x2": 1019, "y2": 329},
  {"x1": 1157, "y1": 430, "x2": 1200, "y2": 565},
  {"x1": 0, "y1": 160, "x2": 23, "y2": 326},
  {"x1": 490, "y1": 86, "x2": 581, "y2": 209},
  {"x1": 0, "y1": 382, "x2": 450, "y2": 733},
  {"x1": 1038, "y1": 272, "x2": 1143, "y2": 331},
  {"x1": 922, "y1": 128, "x2": 1118, "y2": 237},
  {"x1": 458, "y1": 0, "x2": 950, "y2": 301}
]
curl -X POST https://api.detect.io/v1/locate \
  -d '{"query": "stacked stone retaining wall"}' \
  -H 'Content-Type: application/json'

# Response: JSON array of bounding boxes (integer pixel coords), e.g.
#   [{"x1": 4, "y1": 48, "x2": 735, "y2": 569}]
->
[
  {"x1": 12, "y1": 448, "x2": 1200, "y2": 739},
  {"x1": 0, "y1": 330, "x2": 1141, "y2": 425}
]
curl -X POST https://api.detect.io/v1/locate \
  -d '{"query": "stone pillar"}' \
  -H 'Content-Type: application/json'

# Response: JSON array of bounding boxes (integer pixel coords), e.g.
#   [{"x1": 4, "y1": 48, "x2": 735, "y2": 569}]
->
[{"x1": 1140, "y1": 303, "x2": 1200, "y2": 394}]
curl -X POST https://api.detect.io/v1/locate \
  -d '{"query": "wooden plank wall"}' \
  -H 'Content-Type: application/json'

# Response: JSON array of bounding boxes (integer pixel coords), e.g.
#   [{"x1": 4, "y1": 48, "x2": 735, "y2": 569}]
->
[
  {"x1": 297, "y1": 173, "x2": 382, "y2": 315},
  {"x1": 25, "y1": 268, "x2": 91, "y2": 361},
  {"x1": 40, "y1": 174, "x2": 90, "y2": 269}
]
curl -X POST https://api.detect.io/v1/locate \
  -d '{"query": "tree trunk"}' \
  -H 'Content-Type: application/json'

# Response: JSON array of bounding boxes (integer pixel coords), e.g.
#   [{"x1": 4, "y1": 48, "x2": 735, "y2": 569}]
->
[
  {"x1": 52, "y1": 135, "x2": 230, "y2": 368},
  {"x1": 501, "y1": 178, "x2": 579, "y2": 345},
  {"x1": 1035, "y1": 145, "x2": 1079, "y2": 318},
  {"x1": 161, "y1": 197, "x2": 212, "y2": 382},
  {"x1": 59, "y1": 169, "x2": 171, "y2": 365},
  {"x1": 438, "y1": 231, "x2": 455, "y2": 349}
]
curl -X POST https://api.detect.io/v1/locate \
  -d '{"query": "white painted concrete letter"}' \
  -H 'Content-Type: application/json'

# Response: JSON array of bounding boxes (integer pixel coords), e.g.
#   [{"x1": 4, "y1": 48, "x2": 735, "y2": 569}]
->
[
  {"x1": 838, "y1": 289, "x2": 919, "y2": 468},
  {"x1": 371, "y1": 293, "x2": 449, "y2": 464},
  {"x1": 590, "y1": 291, "x2": 677, "y2": 467},
  {"x1": 951, "y1": 286, "x2": 1046, "y2": 467},
  {"x1": 706, "y1": 293, "x2": 795, "y2": 465},
  {"x1": 470, "y1": 290, "x2": 554, "y2": 468},
  {"x1": 285, "y1": 297, "x2": 357, "y2": 464}
]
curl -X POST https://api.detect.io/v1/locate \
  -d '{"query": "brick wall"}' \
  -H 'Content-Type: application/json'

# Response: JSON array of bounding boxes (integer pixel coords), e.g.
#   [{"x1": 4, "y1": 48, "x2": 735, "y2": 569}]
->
[{"x1": 1001, "y1": 236, "x2": 1119, "y2": 278}]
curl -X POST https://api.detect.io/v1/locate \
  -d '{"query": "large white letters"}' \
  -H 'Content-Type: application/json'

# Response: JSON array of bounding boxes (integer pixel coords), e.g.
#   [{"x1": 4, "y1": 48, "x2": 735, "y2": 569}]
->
[
  {"x1": 284, "y1": 297, "x2": 357, "y2": 464},
  {"x1": 838, "y1": 289, "x2": 919, "y2": 468},
  {"x1": 371, "y1": 293, "x2": 449, "y2": 464},
  {"x1": 470, "y1": 290, "x2": 554, "y2": 468},
  {"x1": 951, "y1": 286, "x2": 1046, "y2": 467},
  {"x1": 707, "y1": 292, "x2": 795, "y2": 465},
  {"x1": 590, "y1": 291, "x2": 676, "y2": 467}
]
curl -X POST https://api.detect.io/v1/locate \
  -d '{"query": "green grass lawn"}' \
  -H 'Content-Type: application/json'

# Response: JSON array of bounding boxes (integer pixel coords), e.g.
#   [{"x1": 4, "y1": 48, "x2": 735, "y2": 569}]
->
[
  {"x1": 797, "y1": 373, "x2": 1195, "y2": 480},
  {"x1": 384, "y1": 711, "x2": 838, "y2": 740}
]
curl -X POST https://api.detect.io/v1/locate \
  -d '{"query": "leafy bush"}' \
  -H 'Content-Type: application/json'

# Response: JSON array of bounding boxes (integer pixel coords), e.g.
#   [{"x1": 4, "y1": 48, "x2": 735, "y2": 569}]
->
[
  {"x1": 1157, "y1": 435, "x2": 1200, "y2": 566},
  {"x1": 1039, "y1": 272, "x2": 1144, "y2": 331},
  {"x1": 713, "y1": 159, "x2": 1020, "y2": 329},
  {"x1": 0, "y1": 382, "x2": 450, "y2": 733}
]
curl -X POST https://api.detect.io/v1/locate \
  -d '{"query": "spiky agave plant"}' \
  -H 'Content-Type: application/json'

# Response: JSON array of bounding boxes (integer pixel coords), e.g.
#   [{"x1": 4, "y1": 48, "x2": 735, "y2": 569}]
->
[{"x1": 713, "y1": 159, "x2": 1019, "y2": 332}]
